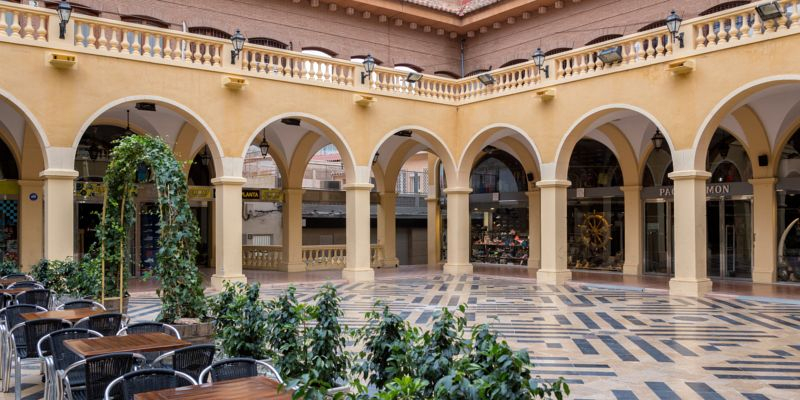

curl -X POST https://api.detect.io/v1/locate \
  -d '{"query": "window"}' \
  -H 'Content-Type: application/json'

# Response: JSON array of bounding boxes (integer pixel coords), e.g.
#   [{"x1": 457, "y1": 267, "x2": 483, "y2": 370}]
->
[
  {"x1": 638, "y1": 20, "x2": 667, "y2": 32},
  {"x1": 500, "y1": 59, "x2": 528, "y2": 68},
  {"x1": 44, "y1": 1, "x2": 100, "y2": 17},
  {"x1": 301, "y1": 47, "x2": 337, "y2": 58},
  {"x1": 119, "y1": 15, "x2": 170, "y2": 28},
  {"x1": 434, "y1": 70, "x2": 460, "y2": 79},
  {"x1": 545, "y1": 47, "x2": 572, "y2": 56},
  {"x1": 394, "y1": 63, "x2": 423, "y2": 73},
  {"x1": 700, "y1": 1, "x2": 751, "y2": 16},
  {"x1": 465, "y1": 69, "x2": 490, "y2": 77},
  {"x1": 585, "y1": 34, "x2": 623, "y2": 46},
  {"x1": 249, "y1": 37, "x2": 290, "y2": 50},
  {"x1": 351, "y1": 55, "x2": 383, "y2": 65},
  {"x1": 188, "y1": 27, "x2": 230, "y2": 39}
]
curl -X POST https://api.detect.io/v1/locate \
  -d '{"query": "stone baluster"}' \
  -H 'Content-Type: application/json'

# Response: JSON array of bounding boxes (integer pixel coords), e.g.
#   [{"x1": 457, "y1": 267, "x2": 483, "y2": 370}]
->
[
  {"x1": 778, "y1": 4, "x2": 789, "y2": 30},
  {"x1": 728, "y1": 16, "x2": 740, "y2": 41},
  {"x1": 291, "y1": 57, "x2": 300, "y2": 77},
  {"x1": 213, "y1": 44, "x2": 222, "y2": 66},
  {"x1": 22, "y1": 14, "x2": 34, "y2": 39},
  {"x1": 345, "y1": 67, "x2": 354, "y2": 85},
  {"x1": 86, "y1": 23, "x2": 96, "y2": 48},
  {"x1": 564, "y1": 57, "x2": 573, "y2": 76},
  {"x1": 0, "y1": 10, "x2": 7, "y2": 38},
  {"x1": 741, "y1": 12, "x2": 752, "y2": 39},
  {"x1": 35, "y1": 15, "x2": 46, "y2": 41},
  {"x1": 656, "y1": 35, "x2": 665, "y2": 57},
  {"x1": 707, "y1": 22, "x2": 719, "y2": 45},
  {"x1": 192, "y1": 41, "x2": 202, "y2": 64},
  {"x1": 753, "y1": 15, "x2": 765, "y2": 35},
  {"x1": 718, "y1": 21, "x2": 729, "y2": 43},
  {"x1": 163, "y1": 36, "x2": 172, "y2": 59},
  {"x1": 202, "y1": 43, "x2": 212, "y2": 65},
  {"x1": 645, "y1": 38, "x2": 655, "y2": 59},
  {"x1": 132, "y1": 31, "x2": 141, "y2": 55},
  {"x1": 109, "y1": 29, "x2": 119, "y2": 51},
  {"x1": 696, "y1": 24, "x2": 707, "y2": 48},
  {"x1": 75, "y1": 22, "x2": 85, "y2": 46},
  {"x1": 97, "y1": 26, "x2": 108, "y2": 51},
  {"x1": 791, "y1": 1, "x2": 800, "y2": 29},
  {"x1": 11, "y1": 11, "x2": 21, "y2": 38},
  {"x1": 153, "y1": 35, "x2": 162, "y2": 58}
]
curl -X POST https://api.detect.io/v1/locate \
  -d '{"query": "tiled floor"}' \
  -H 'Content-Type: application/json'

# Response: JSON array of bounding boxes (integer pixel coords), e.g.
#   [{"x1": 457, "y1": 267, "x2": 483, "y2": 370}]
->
[{"x1": 8, "y1": 270, "x2": 800, "y2": 399}]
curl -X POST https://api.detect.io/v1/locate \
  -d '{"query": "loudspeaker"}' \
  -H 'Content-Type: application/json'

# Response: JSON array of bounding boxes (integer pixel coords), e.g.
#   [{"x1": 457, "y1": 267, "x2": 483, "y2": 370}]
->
[
  {"x1": 526, "y1": 172, "x2": 534, "y2": 182},
  {"x1": 758, "y1": 154, "x2": 768, "y2": 167}
]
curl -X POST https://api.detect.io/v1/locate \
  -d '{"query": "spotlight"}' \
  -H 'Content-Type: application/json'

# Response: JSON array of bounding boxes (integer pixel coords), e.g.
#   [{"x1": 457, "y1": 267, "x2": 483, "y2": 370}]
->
[
  {"x1": 756, "y1": 1, "x2": 783, "y2": 21},
  {"x1": 406, "y1": 72, "x2": 423, "y2": 83},
  {"x1": 526, "y1": 172, "x2": 534, "y2": 182},
  {"x1": 597, "y1": 46, "x2": 623, "y2": 65},
  {"x1": 373, "y1": 153, "x2": 380, "y2": 165},
  {"x1": 135, "y1": 102, "x2": 156, "y2": 111},
  {"x1": 394, "y1": 130, "x2": 413, "y2": 137},
  {"x1": 280, "y1": 118, "x2": 301, "y2": 126},
  {"x1": 477, "y1": 73, "x2": 496, "y2": 86}
]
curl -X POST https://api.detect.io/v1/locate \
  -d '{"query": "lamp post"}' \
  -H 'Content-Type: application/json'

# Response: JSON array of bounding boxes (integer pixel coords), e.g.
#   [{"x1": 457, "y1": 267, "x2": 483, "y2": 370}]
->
[
  {"x1": 259, "y1": 129, "x2": 270, "y2": 158},
  {"x1": 361, "y1": 54, "x2": 376, "y2": 84},
  {"x1": 230, "y1": 29, "x2": 245, "y2": 65},
  {"x1": 57, "y1": 0, "x2": 72, "y2": 39},
  {"x1": 532, "y1": 48, "x2": 549, "y2": 79},
  {"x1": 665, "y1": 10, "x2": 684, "y2": 49},
  {"x1": 651, "y1": 129, "x2": 665, "y2": 151}
]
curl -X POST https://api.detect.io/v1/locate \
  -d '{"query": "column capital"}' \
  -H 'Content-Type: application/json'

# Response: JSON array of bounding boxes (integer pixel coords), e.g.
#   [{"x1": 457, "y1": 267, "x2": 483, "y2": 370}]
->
[
  {"x1": 620, "y1": 185, "x2": 643, "y2": 193},
  {"x1": 536, "y1": 179, "x2": 571, "y2": 188},
  {"x1": 17, "y1": 180, "x2": 44, "y2": 188},
  {"x1": 39, "y1": 169, "x2": 78, "y2": 180},
  {"x1": 210, "y1": 176, "x2": 247, "y2": 186},
  {"x1": 748, "y1": 177, "x2": 777, "y2": 186},
  {"x1": 668, "y1": 170, "x2": 711, "y2": 181},
  {"x1": 342, "y1": 182, "x2": 374, "y2": 191},
  {"x1": 443, "y1": 187, "x2": 472, "y2": 195}
]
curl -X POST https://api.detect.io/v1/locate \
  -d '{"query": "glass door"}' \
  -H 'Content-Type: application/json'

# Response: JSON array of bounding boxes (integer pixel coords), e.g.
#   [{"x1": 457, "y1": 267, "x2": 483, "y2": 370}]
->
[
  {"x1": 707, "y1": 198, "x2": 753, "y2": 279},
  {"x1": 644, "y1": 200, "x2": 673, "y2": 275}
]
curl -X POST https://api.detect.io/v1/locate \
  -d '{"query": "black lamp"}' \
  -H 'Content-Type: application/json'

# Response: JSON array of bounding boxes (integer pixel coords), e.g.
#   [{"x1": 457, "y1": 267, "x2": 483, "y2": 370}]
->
[
  {"x1": 651, "y1": 129, "x2": 665, "y2": 151},
  {"x1": 230, "y1": 29, "x2": 246, "y2": 64},
  {"x1": 88, "y1": 143, "x2": 100, "y2": 161},
  {"x1": 597, "y1": 46, "x2": 623, "y2": 64},
  {"x1": 200, "y1": 147, "x2": 210, "y2": 166},
  {"x1": 361, "y1": 54, "x2": 376, "y2": 84},
  {"x1": 532, "y1": 48, "x2": 549, "y2": 78},
  {"x1": 259, "y1": 129, "x2": 269, "y2": 158},
  {"x1": 372, "y1": 152, "x2": 379, "y2": 165},
  {"x1": 57, "y1": 0, "x2": 72, "y2": 39},
  {"x1": 477, "y1": 73, "x2": 495, "y2": 86},
  {"x1": 719, "y1": 141, "x2": 730, "y2": 159},
  {"x1": 406, "y1": 72, "x2": 423, "y2": 84},
  {"x1": 666, "y1": 10, "x2": 684, "y2": 48},
  {"x1": 756, "y1": 1, "x2": 784, "y2": 21}
]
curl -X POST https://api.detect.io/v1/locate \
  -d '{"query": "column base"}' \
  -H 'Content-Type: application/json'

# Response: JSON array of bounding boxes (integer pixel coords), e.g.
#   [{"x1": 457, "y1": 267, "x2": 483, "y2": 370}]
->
[
  {"x1": 669, "y1": 278, "x2": 713, "y2": 297},
  {"x1": 443, "y1": 263, "x2": 473, "y2": 275},
  {"x1": 381, "y1": 258, "x2": 400, "y2": 268},
  {"x1": 752, "y1": 270, "x2": 775, "y2": 284},
  {"x1": 622, "y1": 263, "x2": 643, "y2": 276},
  {"x1": 278, "y1": 262, "x2": 307, "y2": 272},
  {"x1": 210, "y1": 274, "x2": 248, "y2": 290},
  {"x1": 342, "y1": 268, "x2": 375, "y2": 282},
  {"x1": 537, "y1": 269, "x2": 572, "y2": 285}
]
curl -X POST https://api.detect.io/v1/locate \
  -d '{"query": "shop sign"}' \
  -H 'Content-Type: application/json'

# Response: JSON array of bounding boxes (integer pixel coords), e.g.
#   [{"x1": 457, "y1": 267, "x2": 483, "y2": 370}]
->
[
  {"x1": 261, "y1": 189, "x2": 284, "y2": 202},
  {"x1": 242, "y1": 189, "x2": 261, "y2": 200},
  {"x1": 188, "y1": 186, "x2": 213, "y2": 201},
  {"x1": 643, "y1": 182, "x2": 751, "y2": 199},
  {"x1": 0, "y1": 181, "x2": 19, "y2": 196},
  {"x1": 75, "y1": 182, "x2": 105, "y2": 197}
]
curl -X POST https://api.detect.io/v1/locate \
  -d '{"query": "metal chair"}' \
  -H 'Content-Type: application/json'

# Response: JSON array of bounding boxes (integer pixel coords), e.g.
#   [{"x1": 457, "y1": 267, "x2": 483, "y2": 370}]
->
[
  {"x1": 0, "y1": 304, "x2": 47, "y2": 388},
  {"x1": 104, "y1": 369, "x2": 196, "y2": 400},
  {"x1": 38, "y1": 328, "x2": 102, "y2": 400},
  {"x1": 61, "y1": 352, "x2": 146, "y2": 400},
  {"x1": 74, "y1": 313, "x2": 125, "y2": 337},
  {"x1": 7, "y1": 318, "x2": 71, "y2": 398},
  {"x1": 198, "y1": 358, "x2": 282, "y2": 384},
  {"x1": 6, "y1": 281, "x2": 44, "y2": 290},
  {"x1": 14, "y1": 289, "x2": 52, "y2": 309},
  {"x1": 152, "y1": 344, "x2": 215, "y2": 383},
  {"x1": 56, "y1": 300, "x2": 106, "y2": 311},
  {"x1": 1, "y1": 274, "x2": 32, "y2": 281},
  {"x1": 116, "y1": 322, "x2": 181, "y2": 339}
]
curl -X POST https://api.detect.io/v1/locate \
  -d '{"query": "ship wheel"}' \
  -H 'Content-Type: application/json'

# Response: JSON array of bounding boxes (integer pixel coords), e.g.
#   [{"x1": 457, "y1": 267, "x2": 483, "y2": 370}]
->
[{"x1": 579, "y1": 212, "x2": 611, "y2": 251}]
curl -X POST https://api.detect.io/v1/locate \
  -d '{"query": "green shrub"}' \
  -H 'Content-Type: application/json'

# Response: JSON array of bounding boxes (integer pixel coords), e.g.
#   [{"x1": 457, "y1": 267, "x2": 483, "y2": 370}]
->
[
  {"x1": 31, "y1": 257, "x2": 101, "y2": 298},
  {"x1": 0, "y1": 259, "x2": 19, "y2": 277},
  {"x1": 209, "y1": 281, "x2": 269, "y2": 359}
]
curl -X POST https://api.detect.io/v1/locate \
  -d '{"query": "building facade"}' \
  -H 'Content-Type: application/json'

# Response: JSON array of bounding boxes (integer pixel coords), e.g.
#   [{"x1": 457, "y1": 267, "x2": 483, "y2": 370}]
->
[{"x1": 0, "y1": 0, "x2": 799, "y2": 296}]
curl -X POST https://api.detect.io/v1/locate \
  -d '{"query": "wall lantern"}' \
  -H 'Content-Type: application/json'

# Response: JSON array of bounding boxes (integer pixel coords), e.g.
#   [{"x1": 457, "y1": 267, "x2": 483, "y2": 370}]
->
[
  {"x1": 406, "y1": 72, "x2": 423, "y2": 84},
  {"x1": 532, "y1": 48, "x2": 549, "y2": 78},
  {"x1": 597, "y1": 46, "x2": 623, "y2": 65},
  {"x1": 651, "y1": 129, "x2": 665, "y2": 151},
  {"x1": 57, "y1": 0, "x2": 72, "y2": 39},
  {"x1": 88, "y1": 143, "x2": 100, "y2": 161},
  {"x1": 361, "y1": 54, "x2": 376, "y2": 84},
  {"x1": 756, "y1": 1, "x2": 784, "y2": 21},
  {"x1": 230, "y1": 29, "x2": 246, "y2": 65},
  {"x1": 373, "y1": 153, "x2": 380, "y2": 165},
  {"x1": 259, "y1": 129, "x2": 270, "y2": 158},
  {"x1": 719, "y1": 141, "x2": 730, "y2": 159},
  {"x1": 200, "y1": 147, "x2": 210, "y2": 167},
  {"x1": 665, "y1": 10, "x2": 684, "y2": 48},
  {"x1": 477, "y1": 73, "x2": 495, "y2": 86}
]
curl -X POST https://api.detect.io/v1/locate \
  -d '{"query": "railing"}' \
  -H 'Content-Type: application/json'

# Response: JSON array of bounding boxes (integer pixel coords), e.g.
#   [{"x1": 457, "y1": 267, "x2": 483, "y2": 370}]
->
[
  {"x1": 692, "y1": 0, "x2": 799, "y2": 49},
  {"x1": 456, "y1": 63, "x2": 543, "y2": 100},
  {"x1": 370, "y1": 67, "x2": 461, "y2": 101},
  {"x1": 242, "y1": 245, "x2": 283, "y2": 270},
  {"x1": 71, "y1": 14, "x2": 227, "y2": 67},
  {"x1": 242, "y1": 244, "x2": 383, "y2": 270},
  {"x1": 0, "y1": 5, "x2": 49, "y2": 41},
  {"x1": 241, "y1": 45, "x2": 356, "y2": 86}
]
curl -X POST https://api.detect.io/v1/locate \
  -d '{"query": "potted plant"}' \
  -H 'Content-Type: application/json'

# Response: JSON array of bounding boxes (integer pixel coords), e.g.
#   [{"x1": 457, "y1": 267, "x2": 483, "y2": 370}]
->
[
  {"x1": 31, "y1": 256, "x2": 102, "y2": 305},
  {"x1": 209, "y1": 281, "x2": 269, "y2": 357}
]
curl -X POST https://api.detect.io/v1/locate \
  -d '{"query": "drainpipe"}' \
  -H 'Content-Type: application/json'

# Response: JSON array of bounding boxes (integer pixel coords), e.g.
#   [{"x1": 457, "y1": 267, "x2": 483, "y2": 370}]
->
[{"x1": 460, "y1": 38, "x2": 466, "y2": 78}]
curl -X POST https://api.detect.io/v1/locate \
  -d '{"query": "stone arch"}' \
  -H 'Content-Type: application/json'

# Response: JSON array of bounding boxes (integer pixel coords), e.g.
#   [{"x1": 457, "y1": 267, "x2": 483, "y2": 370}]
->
[
  {"x1": 692, "y1": 75, "x2": 800, "y2": 171},
  {"x1": 242, "y1": 112, "x2": 357, "y2": 184},
  {"x1": 0, "y1": 87, "x2": 49, "y2": 169},
  {"x1": 458, "y1": 123, "x2": 542, "y2": 189},
  {"x1": 72, "y1": 95, "x2": 225, "y2": 174},
  {"x1": 368, "y1": 125, "x2": 458, "y2": 191},
  {"x1": 773, "y1": 116, "x2": 800, "y2": 177},
  {"x1": 554, "y1": 104, "x2": 675, "y2": 182}
]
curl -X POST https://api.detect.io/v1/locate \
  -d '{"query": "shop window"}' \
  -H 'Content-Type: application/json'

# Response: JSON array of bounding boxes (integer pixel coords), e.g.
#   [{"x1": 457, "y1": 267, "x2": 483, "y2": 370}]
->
[
  {"x1": 249, "y1": 37, "x2": 290, "y2": 50},
  {"x1": 706, "y1": 129, "x2": 752, "y2": 182},
  {"x1": 699, "y1": 1, "x2": 751, "y2": 16},
  {"x1": 0, "y1": 139, "x2": 18, "y2": 180},
  {"x1": 568, "y1": 139, "x2": 623, "y2": 187},
  {"x1": 470, "y1": 150, "x2": 526, "y2": 193},
  {"x1": 120, "y1": 15, "x2": 170, "y2": 29},
  {"x1": 585, "y1": 34, "x2": 622, "y2": 46},
  {"x1": 777, "y1": 127, "x2": 800, "y2": 282},
  {"x1": 44, "y1": 1, "x2": 100, "y2": 17},
  {"x1": 188, "y1": 26, "x2": 230, "y2": 39}
]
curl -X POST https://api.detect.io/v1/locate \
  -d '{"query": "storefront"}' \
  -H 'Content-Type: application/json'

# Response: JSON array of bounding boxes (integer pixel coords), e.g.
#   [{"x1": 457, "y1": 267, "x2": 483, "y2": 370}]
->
[
  {"x1": 0, "y1": 138, "x2": 19, "y2": 265},
  {"x1": 777, "y1": 128, "x2": 800, "y2": 283}
]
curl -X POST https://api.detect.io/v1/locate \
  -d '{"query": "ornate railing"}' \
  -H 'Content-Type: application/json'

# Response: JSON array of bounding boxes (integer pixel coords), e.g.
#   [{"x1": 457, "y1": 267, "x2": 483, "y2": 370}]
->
[
  {"x1": 692, "y1": 0, "x2": 799, "y2": 49},
  {"x1": 240, "y1": 45, "x2": 356, "y2": 86},
  {"x1": 242, "y1": 245, "x2": 283, "y2": 270},
  {"x1": 0, "y1": 4, "x2": 49, "y2": 41},
  {"x1": 242, "y1": 244, "x2": 383, "y2": 270}
]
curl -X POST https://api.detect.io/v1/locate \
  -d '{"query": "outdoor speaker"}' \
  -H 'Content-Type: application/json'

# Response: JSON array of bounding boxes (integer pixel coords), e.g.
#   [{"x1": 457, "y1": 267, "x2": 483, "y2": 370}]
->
[
  {"x1": 758, "y1": 154, "x2": 768, "y2": 167},
  {"x1": 526, "y1": 172, "x2": 535, "y2": 182}
]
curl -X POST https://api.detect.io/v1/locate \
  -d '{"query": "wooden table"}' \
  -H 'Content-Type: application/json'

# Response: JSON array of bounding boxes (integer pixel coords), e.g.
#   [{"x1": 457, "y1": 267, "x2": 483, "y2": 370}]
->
[
  {"x1": 134, "y1": 376, "x2": 293, "y2": 400},
  {"x1": 0, "y1": 288, "x2": 30, "y2": 296},
  {"x1": 20, "y1": 308, "x2": 106, "y2": 323},
  {"x1": 64, "y1": 332, "x2": 191, "y2": 358},
  {"x1": 0, "y1": 277, "x2": 29, "y2": 286}
]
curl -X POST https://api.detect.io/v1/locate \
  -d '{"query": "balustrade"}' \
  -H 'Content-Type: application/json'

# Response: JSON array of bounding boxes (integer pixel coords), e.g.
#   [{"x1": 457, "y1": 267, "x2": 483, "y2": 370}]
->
[
  {"x1": 241, "y1": 45, "x2": 356, "y2": 86},
  {"x1": 242, "y1": 245, "x2": 283, "y2": 270},
  {"x1": 0, "y1": 4, "x2": 49, "y2": 41},
  {"x1": 692, "y1": 0, "x2": 798, "y2": 49},
  {"x1": 242, "y1": 244, "x2": 383, "y2": 270}
]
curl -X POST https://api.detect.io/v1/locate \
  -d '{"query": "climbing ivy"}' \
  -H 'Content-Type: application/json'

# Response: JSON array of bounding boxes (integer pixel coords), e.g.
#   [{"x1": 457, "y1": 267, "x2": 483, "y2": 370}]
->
[{"x1": 95, "y1": 135, "x2": 206, "y2": 323}]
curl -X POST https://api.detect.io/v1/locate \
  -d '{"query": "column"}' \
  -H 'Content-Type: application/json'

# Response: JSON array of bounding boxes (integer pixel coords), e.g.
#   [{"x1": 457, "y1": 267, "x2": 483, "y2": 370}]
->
[
  {"x1": 426, "y1": 197, "x2": 441, "y2": 265},
  {"x1": 379, "y1": 192, "x2": 399, "y2": 267},
  {"x1": 525, "y1": 189, "x2": 541, "y2": 269},
  {"x1": 40, "y1": 169, "x2": 78, "y2": 261},
  {"x1": 342, "y1": 183, "x2": 375, "y2": 282},
  {"x1": 621, "y1": 186, "x2": 643, "y2": 276},
  {"x1": 17, "y1": 180, "x2": 43, "y2": 271},
  {"x1": 280, "y1": 188, "x2": 306, "y2": 272},
  {"x1": 536, "y1": 180, "x2": 571, "y2": 284},
  {"x1": 669, "y1": 170, "x2": 712, "y2": 296},
  {"x1": 210, "y1": 177, "x2": 247, "y2": 289},
  {"x1": 443, "y1": 187, "x2": 472, "y2": 275},
  {"x1": 750, "y1": 177, "x2": 777, "y2": 283}
]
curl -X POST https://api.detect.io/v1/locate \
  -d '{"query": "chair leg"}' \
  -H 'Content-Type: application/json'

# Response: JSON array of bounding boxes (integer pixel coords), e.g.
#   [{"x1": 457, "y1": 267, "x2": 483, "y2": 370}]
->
[{"x1": 14, "y1": 358, "x2": 20, "y2": 400}]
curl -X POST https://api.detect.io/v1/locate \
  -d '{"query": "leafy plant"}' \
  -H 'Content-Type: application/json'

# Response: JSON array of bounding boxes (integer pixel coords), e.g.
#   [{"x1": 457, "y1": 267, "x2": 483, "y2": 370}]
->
[
  {"x1": 96, "y1": 135, "x2": 205, "y2": 322},
  {"x1": 30, "y1": 256, "x2": 101, "y2": 298},
  {"x1": 209, "y1": 281, "x2": 269, "y2": 359},
  {"x1": 0, "y1": 259, "x2": 19, "y2": 277}
]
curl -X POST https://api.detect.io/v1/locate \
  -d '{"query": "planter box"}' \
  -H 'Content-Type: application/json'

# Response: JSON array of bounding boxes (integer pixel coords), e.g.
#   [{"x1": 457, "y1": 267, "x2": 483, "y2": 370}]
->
[{"x1": 173, "y1": 319, "x2": 214, "y2": 344}]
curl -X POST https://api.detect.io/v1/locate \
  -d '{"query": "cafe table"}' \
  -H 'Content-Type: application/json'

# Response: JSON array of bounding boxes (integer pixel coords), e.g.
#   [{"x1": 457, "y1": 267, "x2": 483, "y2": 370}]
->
[
  {"x1": 0, "y1": 288, "x2": 31, "y2": 296},
  {"x1": 20, "y1": 308, "x2": 107, "y2": 324},
  {"x1": 134, "y1": 376, "x2": 293, "y2": 400},
  {"x1": 0, "y1": 277, "x2": 29, "y2": 287},
  {"x1": 64, "y1": 332, "x2": 191, "y2": 358}
]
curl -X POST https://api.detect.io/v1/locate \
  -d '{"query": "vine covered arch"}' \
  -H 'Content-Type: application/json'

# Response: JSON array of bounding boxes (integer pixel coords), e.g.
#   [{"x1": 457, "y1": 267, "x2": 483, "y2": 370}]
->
[{"x1": 97, "y1": 135, "x2": 205, "y2": 323}]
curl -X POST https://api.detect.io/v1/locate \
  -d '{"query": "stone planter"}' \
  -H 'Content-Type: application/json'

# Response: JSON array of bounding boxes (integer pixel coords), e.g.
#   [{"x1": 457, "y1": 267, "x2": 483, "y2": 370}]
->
[{"x1": 173, "y1": 319, "x2": 215, "y2": 344}]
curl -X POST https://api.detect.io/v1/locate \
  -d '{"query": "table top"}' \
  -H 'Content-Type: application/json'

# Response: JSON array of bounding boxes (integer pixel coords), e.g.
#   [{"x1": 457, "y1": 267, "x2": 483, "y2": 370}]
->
[
  {"x1": 0, "y1": 278, "x2": 29, "y2": 286},
  {"x1": 20, "y1": 308, "x2": 106, "y2": 323},
  {"x1": 134, "y1": 376, "x2": 293, "y2": 400},
  {"x1": 0, "y1": 288, "x2": 30, "y2": 295},
  {"x1": 64, "y1": 332, "x2": 191, "y2": 358}
]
